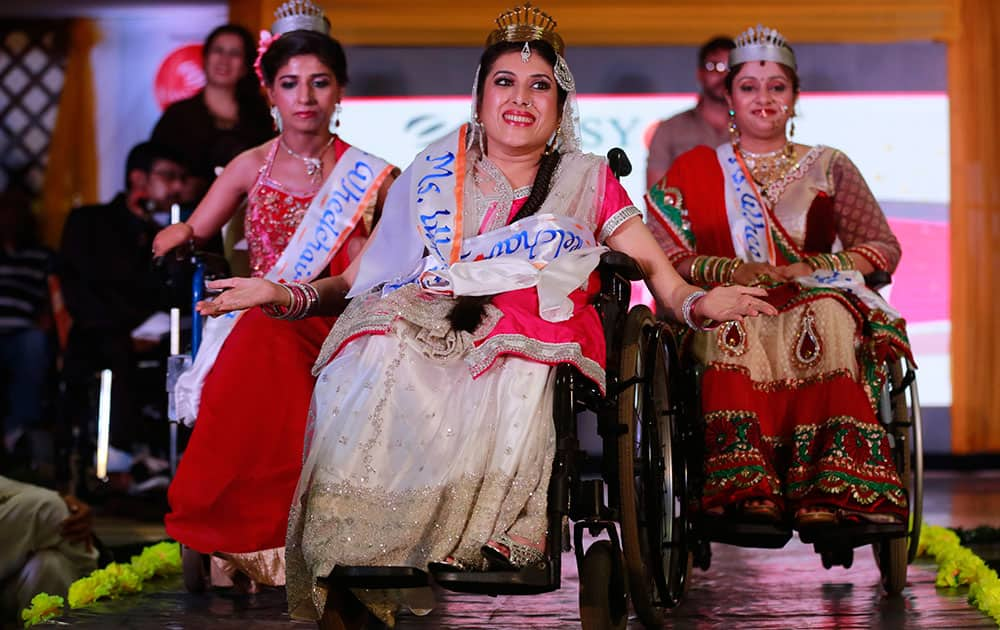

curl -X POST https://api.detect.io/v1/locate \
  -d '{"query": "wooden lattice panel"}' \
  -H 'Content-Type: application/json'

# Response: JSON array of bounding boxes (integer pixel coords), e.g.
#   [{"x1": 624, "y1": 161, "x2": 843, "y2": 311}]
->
[{"x1": 0, "y1": 20, "x2": 69, "y2": 195}]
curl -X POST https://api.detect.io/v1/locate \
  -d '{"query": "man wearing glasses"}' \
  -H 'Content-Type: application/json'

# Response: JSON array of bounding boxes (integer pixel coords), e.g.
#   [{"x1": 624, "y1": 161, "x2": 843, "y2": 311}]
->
[
  {"x1": 59, "y1": 142, "x2": 187, "y2": 478},
  {"x1": 645, "y1": 36, "x2": 735, "y2": 189}
]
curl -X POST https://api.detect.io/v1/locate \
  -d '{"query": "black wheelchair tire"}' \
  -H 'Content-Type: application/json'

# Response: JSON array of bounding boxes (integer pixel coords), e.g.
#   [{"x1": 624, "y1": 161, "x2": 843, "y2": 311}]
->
[
  {"x1": 616, "y1": 306, "x2": 691, "y2": 626},
  {"x1": 578, "y1": 540, "x2": 628, "y2": 630},
  {"x1": 872, "y1": 358, "x2": 922, "y2": 595},
  {"x1": 875, "y1": 535, "x2": 907, "y2": 595}
]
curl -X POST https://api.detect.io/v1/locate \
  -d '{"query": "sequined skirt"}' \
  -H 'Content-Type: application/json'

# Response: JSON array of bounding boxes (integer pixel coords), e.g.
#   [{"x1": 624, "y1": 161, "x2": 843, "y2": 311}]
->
[
  {"x1": 286, "y1": 331, "x2": 556, "y2": 621},
  {"x1": 692, "y1": 292, "x2": 907, "y2": 517}
]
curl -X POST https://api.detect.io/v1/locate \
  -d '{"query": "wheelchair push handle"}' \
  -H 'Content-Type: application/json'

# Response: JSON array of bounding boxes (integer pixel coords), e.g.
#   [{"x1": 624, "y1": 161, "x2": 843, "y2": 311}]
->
[{"x1": 606, "y1": 148, "x2": 632, "y2": 181}]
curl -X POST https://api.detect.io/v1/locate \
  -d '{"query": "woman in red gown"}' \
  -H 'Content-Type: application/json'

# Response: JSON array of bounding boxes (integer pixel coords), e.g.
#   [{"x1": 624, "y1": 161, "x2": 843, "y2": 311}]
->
[{"x1": 152, "y1": 12, "x2": 394, "y2": 587}]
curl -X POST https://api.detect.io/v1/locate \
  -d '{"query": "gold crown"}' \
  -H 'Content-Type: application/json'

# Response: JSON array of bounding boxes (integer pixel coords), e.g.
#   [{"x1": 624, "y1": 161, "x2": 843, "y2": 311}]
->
[
  {"x1": 272, "y1": 0, "x2": 330, "y2": 36},
  {"x1": 729, "y1": 24, "x2": 796, "y2": 70},
  {"x1": 485, "y1": 3, "x2": 565, "y2": 55}
]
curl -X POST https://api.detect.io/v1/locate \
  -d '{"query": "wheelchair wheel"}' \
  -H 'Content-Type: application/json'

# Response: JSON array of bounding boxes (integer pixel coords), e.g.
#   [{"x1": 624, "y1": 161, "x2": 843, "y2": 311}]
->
[
  {"x1": 875, "y1": 536, "x2": 907, "y2": 595},
  {"x1": 616, "y1": 306, "x2": 691, "y2": 627},
  {"x1": 578, "y1": 540, "x2": 627, "y2": 630},
  {"x1": 872, "y1": 357, "x2": 923, "y2": 595},
  {"x1": 182, "y1": 545, "x2": 209, "y2": 593}
]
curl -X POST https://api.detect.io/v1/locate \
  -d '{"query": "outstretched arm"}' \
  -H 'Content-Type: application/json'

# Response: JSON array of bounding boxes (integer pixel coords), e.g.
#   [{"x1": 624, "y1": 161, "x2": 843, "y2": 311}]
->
[
  {"x1": 606, "y1": 216, "x2": 777, "y2": 324},
  {"x1": 195, "y1": 200, "x2": 378, "y2": 318},
  {"x1": 152, "y1": 146, "x2": 263, "y2": 256}
]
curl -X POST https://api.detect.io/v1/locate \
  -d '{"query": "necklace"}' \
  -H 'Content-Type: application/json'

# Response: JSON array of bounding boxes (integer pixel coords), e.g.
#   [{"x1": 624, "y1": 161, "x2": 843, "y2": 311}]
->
[
  {"x1": 279, "y1": 135, "x2": 335, "y2": 184},
  {"x1": 738, "y1": 142, "x2": 797, "y2": 199}
]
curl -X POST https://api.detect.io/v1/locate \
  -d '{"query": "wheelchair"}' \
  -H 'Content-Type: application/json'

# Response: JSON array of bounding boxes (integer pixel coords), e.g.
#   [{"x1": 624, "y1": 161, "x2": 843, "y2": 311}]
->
[
  {"x1": 323, "y1": 254, "x2": 923, "y2": 630},
  {"x1": 322, "y1": 248, "x2": 658, "y2": 630},
  {"x1": 627, "y1": 273, "x2": 925, "y2": 627}
]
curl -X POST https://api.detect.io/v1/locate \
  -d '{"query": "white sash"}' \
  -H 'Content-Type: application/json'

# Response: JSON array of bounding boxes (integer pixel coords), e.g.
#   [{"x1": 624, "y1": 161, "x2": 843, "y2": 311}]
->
[
  {"x1": 796, "y1": 269, "x2": 900, "y2": 319},
  {"x1": 715, "y1": 145, "x2": 897, "y2": 318},
  {"x1": 175, "y1": 146, "x2": 393, "y2": 426},
  {"x1": 384, "y1": 128, "x2": 605, "y2": 322},
  {"x1": 717, "y1": 143, "x2": 777, "y2": 264}
]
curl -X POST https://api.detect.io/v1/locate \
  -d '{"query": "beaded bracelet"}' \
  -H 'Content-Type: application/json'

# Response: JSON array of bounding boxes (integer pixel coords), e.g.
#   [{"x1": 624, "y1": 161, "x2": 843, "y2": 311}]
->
[
  {"x1": 682, "y1": 289, "x2": 716, "y2": 331},
  {"x1": 262, "y1": 281, "x2": 320, "y2": 320},
  {"x1": 688, "y1": 255, "x2": 744, "y2": 285},
  {"x1": 804, "y1": 251, "x2": 855, "y2": 272}
]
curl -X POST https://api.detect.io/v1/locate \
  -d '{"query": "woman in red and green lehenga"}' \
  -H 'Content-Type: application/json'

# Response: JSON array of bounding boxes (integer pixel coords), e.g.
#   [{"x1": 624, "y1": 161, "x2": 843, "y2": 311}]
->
[{"x1": 645, "y1": 25, "x2": 911, "y2": 529}]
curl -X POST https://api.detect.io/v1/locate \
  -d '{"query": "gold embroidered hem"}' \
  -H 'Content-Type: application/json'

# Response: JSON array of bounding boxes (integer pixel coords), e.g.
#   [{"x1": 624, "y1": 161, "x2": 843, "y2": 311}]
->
[
  {"x1": 213, "y1": 546, "x2": 286, "y2": 586},
  {"x1": 289, "y1": 334, "x2": 556, "y2": 621},
  {"x1": 694, "y1": 293, "x2": 907, "y2": 518}
]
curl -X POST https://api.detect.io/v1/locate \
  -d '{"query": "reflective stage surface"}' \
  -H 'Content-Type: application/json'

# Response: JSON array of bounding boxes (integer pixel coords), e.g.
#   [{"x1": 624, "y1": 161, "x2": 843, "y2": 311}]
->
[{"x1": 43, "y1": 471, "x2": 1000, "y2": 629}]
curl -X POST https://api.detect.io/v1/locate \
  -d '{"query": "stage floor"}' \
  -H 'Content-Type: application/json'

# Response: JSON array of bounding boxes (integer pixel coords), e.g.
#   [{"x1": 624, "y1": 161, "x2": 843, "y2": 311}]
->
[{"x1": 43, "y1": 471, "x2": 1000, "y2": 629}]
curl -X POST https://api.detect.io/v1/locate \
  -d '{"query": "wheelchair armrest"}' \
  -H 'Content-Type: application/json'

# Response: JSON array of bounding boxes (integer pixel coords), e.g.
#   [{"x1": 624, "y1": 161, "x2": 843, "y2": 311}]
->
[
  {"x1": 864, "y1": 270, "x2": 892, "y2": 291},
  {"x1": 192, "y1": 251, "x2": 231, "y2": 279},
  {"x1": 599, "y1": 250, "x2": 644, "y2": 282}
]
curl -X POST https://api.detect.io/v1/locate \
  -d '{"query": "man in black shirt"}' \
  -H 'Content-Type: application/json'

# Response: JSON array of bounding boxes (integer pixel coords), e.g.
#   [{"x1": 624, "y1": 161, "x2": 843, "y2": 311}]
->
[{"x1": 59, "y1": 142, "x2": 186, "y2": 458}]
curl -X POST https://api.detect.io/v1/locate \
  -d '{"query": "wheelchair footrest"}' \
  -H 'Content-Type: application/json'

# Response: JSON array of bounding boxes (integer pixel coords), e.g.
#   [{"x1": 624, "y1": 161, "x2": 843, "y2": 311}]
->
[
  {"x1": 322, "y1": 565, "x2": 429, "y2": 589},
  {"x1": 701, "y1": 516, "x2": 793, "y2": 549},
  {"x1": 800, "y1": 522, "x2": 907, "y2": 550},
  {"x1": 430, "y1": 562, "x2": 558, "y2": 596}
]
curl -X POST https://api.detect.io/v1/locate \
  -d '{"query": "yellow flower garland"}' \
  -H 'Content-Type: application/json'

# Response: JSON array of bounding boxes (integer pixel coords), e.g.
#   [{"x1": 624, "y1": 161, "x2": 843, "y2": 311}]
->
[
  {"x1": 19, "y1": 531, "x2": 1000, "y2": 627},
  {"x1": 918, "y1": 524, "x2": 1000, "y2": 624},
  {"x1": 20, "y1": 541, "x2": 181, "y2": 628}
]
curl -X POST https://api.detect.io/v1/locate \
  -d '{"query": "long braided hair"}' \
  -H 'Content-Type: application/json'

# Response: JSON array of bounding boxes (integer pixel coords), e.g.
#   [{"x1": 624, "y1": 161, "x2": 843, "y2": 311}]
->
[{"x1": 447, "y1": 40, "x2": 569, "y2": 333}]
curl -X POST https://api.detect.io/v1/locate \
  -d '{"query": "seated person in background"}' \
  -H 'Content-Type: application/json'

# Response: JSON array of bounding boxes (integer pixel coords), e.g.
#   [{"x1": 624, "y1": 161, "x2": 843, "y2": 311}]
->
[
  {"x1": 0, "y1": 475, "x2": 97, "y2": 623},
  {"x1": 645, "y1": 25, "x2": 910, "y2": 529},
  {"x1": 59, "y1": 142, "x2": 184, "y2": 466},
  {"x1": 0, "y1": 190, "x2": 54, "y2": 472}
]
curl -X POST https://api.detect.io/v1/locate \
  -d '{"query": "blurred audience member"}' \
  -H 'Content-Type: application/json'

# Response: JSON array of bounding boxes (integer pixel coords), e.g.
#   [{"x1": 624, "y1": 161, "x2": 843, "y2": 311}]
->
[
  {"x1": 59, "y1": 142, "x2": 183, "y2": 462},
  {"x1": 152, "y1": 24, "x2": 273, "y2": 277},
  {"x1": 0, "y1": 190, "x2": 54, "y2": 470},
  {"x1": 152, "y1": 24, "x2": 273, "y2": 204},
  {"x1": 0, "y1": 475, "x2": 97, "y2": 622},
  {"x1": 645, "y1": 36, "x2": 735, "y2": 189}
]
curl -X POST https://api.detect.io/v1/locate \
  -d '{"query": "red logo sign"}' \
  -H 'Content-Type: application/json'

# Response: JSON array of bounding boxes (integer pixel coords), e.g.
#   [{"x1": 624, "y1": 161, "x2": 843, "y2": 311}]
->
[{"x1": 154, "y1": 44, "x2": 205, "y2": 110}]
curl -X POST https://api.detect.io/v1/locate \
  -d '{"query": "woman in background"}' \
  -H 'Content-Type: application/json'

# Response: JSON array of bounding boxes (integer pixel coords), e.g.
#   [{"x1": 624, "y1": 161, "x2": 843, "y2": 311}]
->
[{"x1": 152, "y1": 24, "x2": 273, "y2": 205}]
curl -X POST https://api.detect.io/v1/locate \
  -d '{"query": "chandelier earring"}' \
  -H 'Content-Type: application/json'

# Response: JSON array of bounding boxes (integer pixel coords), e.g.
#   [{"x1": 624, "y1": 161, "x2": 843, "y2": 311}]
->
[
  {"x1": 474, "y1": 113, "x2": 486, "y2": 156},
  {"x1": 728, "y1": 109, "x2": 740, "y2": 144},
  {"x1": 270, "y1": 105, "x2": 284, "y2": 133},
  {"x1": 789, "y1": 117, "x2": 795, "y2": 139},
  {"x1": 329, "y1": 102, "x2": 342, "y2": 134},
  {"x1": 544, "y1": 126, "x2": 562, "y2": 155}
]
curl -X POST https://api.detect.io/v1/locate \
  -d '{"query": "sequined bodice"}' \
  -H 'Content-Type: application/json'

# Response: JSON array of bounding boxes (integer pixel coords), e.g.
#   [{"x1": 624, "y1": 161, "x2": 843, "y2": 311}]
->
[
  {"x1": 245, "y1": 140, "x2": 328, "y2": 277},
  {"x1": 245, "y1": 180, "x2": 315, "y2": 277}
]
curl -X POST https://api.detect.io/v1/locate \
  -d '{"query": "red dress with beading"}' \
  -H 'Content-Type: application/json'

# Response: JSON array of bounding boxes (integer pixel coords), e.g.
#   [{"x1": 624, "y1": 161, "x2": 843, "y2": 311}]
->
[{"x1": 166, "y1": 139, "x2": 366, "y2": 577}]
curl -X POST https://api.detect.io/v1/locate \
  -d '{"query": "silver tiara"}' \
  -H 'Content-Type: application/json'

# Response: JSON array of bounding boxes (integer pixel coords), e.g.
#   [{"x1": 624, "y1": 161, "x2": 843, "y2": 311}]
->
[
  {"x1": 272, "y1": 0, "x2": 330, "y2": 36},
  {"x1": 729, "y1": 25, "x2": 796, "y2": 70}
]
